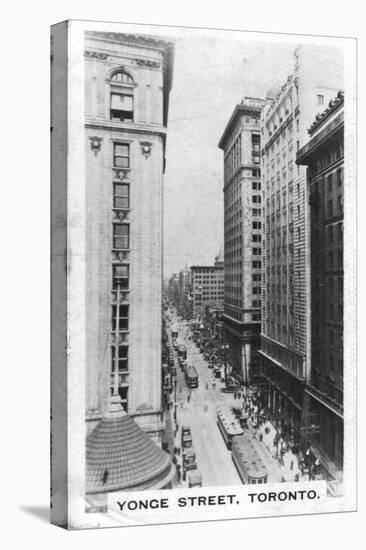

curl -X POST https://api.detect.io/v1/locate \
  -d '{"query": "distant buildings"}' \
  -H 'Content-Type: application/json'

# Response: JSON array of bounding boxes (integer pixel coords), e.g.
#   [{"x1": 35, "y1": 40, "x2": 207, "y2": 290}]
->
[
  {"x1": 297, "y1": 91, "x2": 344, "y2": 479},
  {"x1": 191, "y1": 253, "x2": 224, "y2": 318},
  {"x1": 259, "y1": 45, "x2": 343, "y2": 451},
  {"x1": 83, "y1": 30, "x2": 175, "y2": 504},
  {"x1": 218, "y1": 97, "x2": 266, "y2": 384}
]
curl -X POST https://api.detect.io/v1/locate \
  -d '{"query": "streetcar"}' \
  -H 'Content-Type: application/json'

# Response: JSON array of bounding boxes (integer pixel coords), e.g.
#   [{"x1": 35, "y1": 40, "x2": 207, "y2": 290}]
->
[
  {"x1": 231, "y1": 433, "x2": 268, "y2": 484},
  {"x1": 185, "y1": 365, "x2": 199, "y2": 388},
  {"x1": 217, "y1": 408, "x2": 244, "y2": 449}
]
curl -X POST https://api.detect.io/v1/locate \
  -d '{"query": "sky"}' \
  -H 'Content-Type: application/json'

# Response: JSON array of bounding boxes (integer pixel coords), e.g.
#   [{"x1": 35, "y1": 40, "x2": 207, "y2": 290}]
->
[{"x1": 161, "y1": 29, "x2": 316, "y2": 277}]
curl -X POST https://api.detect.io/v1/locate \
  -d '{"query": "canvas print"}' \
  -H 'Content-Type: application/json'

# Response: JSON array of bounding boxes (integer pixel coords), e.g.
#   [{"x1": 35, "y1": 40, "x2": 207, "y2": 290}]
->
[{"x1": 50, "y1": 19, "x2": 357, "y2": 529}]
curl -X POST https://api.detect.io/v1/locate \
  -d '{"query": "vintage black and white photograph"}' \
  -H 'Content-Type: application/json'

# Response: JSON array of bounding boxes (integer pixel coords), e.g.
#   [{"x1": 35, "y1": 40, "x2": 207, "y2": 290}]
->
[{"x1": 51, "y1": 19, "x2": 357, "y2": 528}]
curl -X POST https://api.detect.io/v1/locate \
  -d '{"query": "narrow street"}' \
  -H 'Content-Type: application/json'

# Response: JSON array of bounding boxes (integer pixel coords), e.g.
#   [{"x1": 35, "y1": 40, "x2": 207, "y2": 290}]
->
[
  {"x1": 164, "y1": 308, "x2": 303, "y2": 488},
  {"x1": 166, "y1": 311, "x2": 241, "y2": 487}
]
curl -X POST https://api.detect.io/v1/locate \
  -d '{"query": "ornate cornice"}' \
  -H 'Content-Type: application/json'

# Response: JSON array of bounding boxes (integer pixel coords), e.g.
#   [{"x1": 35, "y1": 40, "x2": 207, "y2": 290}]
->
[
  {"x1": 135, "y1": 59, "x2": 161, "y2": 69},
  {"x1": 86, "y1": 31, "x2": 174, "y2": 54},
  {"x1": 85, "y1": 120, "x2": 167, "y2": 138},
  {"x1": 84, "y1": 50, "x2": 108, "y2": 60}
]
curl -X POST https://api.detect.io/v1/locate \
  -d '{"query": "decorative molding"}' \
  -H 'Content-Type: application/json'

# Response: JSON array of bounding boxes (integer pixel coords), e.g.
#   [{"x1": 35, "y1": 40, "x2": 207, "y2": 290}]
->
[
  {"x1": 113, "y1": 251, "x2": 130, "y2": 263},
  {"x1": 85, "y1": 50, "x2": 108, "y2": 60},
  {"x1": 113, "y1": 168, "x2": 130, "y2": 181},
  {"x1": 135, "y1": 59, "x2": 161, "y2": 69},
  {"x1": 85, "y1": 120, "x2": 167, "y2": 138},
  {"x1": 140, "y1": 141, "x2": 153, "y2": 159},
  {"x1": 89, "y1": 136, "x2": 103, "y2": 156}
]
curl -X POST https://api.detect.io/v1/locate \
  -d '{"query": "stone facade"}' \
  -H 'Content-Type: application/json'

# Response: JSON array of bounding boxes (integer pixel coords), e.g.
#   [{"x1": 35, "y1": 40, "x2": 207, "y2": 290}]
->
[
  {"x1": 84, "y1": 31, "x2": 174, "y2": 443},
  {"x1": 219, "y1": 97, "x2": 265, "y2": 383},
  {"x1": 259, "y1": 44, "x2": 343, "y2": 446},
  {"x1": 297, "y1": 91, "x2": 344, "y2": 474},
  {"x1": 191, "y1": 263, "x2": 224, "y2": 319}
]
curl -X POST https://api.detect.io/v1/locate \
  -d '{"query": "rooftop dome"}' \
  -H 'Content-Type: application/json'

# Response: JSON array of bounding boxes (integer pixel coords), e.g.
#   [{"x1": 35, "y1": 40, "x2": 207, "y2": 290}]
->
[{"x1": 86, "y1": 396, "x2": 174, "y2": 494}]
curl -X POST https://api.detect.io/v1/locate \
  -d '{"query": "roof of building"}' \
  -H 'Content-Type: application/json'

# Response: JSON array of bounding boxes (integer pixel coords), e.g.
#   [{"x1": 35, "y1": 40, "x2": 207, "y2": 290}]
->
[
  {"x1": 85, "y1": 30, "x2": 175, "y2": 126},
  {"x1": 86, "y1": 30, "x2": 175, "y2": 52},
  {"x1": 308, "y1": 90, "x2": 344, "y2": 136},
  {"x1": 297, "y1": 91, "x2": 344, "y2": 166},
  {"x1": 191, "y1": 265, "x2": 224, "y2": 271},
  {"x1": 86, "y1": 395, "x2": 173, "y2": 494},
  {"x1": 218, "y1": 98, "x2": 265, "y2": 150}
]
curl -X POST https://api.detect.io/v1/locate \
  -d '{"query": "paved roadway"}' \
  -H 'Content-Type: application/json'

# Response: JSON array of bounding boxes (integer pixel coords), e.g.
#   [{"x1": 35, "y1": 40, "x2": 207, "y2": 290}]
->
[
  {"x1": 167, "y1": 312, "x2": 241, "y2": 488},
  {"x1": 166, "y1": 308, "x2": 290, "y2": 488}
]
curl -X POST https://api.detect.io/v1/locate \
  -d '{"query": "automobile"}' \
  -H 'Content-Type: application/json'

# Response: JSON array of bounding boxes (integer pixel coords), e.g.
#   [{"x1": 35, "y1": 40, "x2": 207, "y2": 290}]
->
[
  {"x1": 188, "y1": 469, "x2": 202, "y2": 488},
  {"x1": 182, "y1": 447, "x2": 197, "y2": 471},
  {"x1": 181, "y1": 425, "x2": 191, "y2": 437},
  {"x1": 182, "y1": 433, "x2": 193, "y2": 449},
  {"x1": 208, "y1": 360, "x2": 214, "y2": 369}
]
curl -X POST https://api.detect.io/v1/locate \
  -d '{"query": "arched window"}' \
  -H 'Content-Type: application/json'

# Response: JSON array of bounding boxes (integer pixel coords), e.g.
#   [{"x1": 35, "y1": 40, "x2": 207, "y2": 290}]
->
[
  {"x1": 111, "y1": 71, "x2": 133, "y2": 84},
  {"x1": 110, "y1": 70, "x2": 134, "y2": 122}
]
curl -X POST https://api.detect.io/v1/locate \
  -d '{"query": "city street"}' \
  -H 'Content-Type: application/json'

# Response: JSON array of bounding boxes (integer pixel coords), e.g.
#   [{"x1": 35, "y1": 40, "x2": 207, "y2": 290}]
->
[
  {"x1": 170, "y1": 314, "x2": 241, "y2": 487},
  {"x1": 164, "y1": 308, "x2": 303, "y2": 488}
]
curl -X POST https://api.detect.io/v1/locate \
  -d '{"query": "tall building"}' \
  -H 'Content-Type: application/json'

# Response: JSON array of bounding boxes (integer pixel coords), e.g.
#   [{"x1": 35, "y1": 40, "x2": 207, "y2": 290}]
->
[
  {"x1": 218, "y1": 97, "x2": 266, "y2": 384},
  {"x1": 297, "y1": 91, "x2": 344, "y2": 480},
  {"x1": 191, "y1": 258, "x2": 224, "y2": 319},
  {"x1": 259, "y1": 45, "x2": 343, "y2": 447},
  {"x1": 83, "y1": 31, "x2": 175, "y2": 502}
]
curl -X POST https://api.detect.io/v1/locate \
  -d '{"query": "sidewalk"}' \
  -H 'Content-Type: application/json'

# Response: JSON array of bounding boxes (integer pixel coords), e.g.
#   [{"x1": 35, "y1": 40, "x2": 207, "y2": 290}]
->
[{"x1": 248, "y1": 417, "x2": 303, "y2": 482}]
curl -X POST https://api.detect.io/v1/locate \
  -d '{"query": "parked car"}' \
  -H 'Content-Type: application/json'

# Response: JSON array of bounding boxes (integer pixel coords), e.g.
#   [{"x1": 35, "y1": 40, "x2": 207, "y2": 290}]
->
[{"x1": 188, "y1": 469, "x2": 202, "y2": 488}]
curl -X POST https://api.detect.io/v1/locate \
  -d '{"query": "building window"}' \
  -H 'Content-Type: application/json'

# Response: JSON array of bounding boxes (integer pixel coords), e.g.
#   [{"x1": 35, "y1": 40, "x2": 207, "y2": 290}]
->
[
  {"x1": 113, "y1": 143, "x2": 130, "y2": 168},
  {"x1": 113, "y1": 183, "x2": 130, "y2": 209},
  {"x1": 328, "y1": 174, "x2": 333, "y2": 192},
  {"x1": 111, "y1": 71, "x2": 133, "y2": 84},
  {"x1": 337, "y1": 195, "x2": 343, "y2": 213},
  {"x1": 317, "y1": 94, "x2": 324, "y2": 105},
  {"x1": 113, "y1": 223, "x2": 129, "y2": 249},
  {"x1": 111, "y1": 345, "x2": 128, "y2": 372},
  {"x1": 113, "y1": 264, "x2": 129, "y2": 289},
  {"x1": 111, "y1": 93, "x2": 134, "y2": 122},
  {"x1": 110, "y1": 70, "x2": 134, "y2": 122},
  {"x1": 328, "y1": 225, "x2": 333, "y2": 243},
  {"x1": 337, "y1": 169, "x2": 343, "y2": 187},
  {"x1": 328, "y1": 199, "x2": 333, "y2": 217},
  {"x1": 112, "y1": 305, "x2": 129, "y2": 331}
]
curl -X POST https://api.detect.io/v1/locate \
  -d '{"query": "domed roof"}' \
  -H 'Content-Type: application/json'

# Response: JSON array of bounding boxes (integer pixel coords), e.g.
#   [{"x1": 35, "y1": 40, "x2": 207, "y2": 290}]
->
[{"x1": 86, "y1": 396, "x2": 174, "y2": 493}]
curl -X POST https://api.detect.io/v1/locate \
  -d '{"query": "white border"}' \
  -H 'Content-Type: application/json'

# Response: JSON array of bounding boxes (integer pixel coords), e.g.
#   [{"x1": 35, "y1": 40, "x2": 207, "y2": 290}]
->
[{"x1": 64, "y1": 19, "x2": 356, "y2": 529}]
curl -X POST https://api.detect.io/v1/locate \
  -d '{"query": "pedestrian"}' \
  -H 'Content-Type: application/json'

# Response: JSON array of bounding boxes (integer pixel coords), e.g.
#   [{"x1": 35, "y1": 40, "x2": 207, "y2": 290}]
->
[
  {"x1": 238, "y1": 391, "x2": 241, "y2": 399},
  {"x1": 234, "y1": 392, "x2": 237, "y2": 400}
]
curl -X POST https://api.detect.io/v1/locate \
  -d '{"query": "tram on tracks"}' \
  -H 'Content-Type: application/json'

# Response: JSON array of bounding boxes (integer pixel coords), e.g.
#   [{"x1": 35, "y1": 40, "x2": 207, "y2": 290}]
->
[
  {"x1": 217, "y1": 408, "x2": 244, "y2": 449},
  {"x1": 232, "y1": 433, "x2": 268, "y2": 484},
  {"x1": 185, "y1": 365, "x2": 199, "y2": 388}
]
